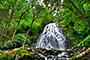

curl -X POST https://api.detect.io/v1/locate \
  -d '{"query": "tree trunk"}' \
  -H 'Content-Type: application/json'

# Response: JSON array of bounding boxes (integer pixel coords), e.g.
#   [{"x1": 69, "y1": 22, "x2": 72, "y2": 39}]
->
[
  {"x1": 5, "y1": 10, "x2": 14, "y2": 38},
  {"x1": 68, "y1": 47, "x2": 90, "y2": 60},
  {"x1": 23, "y1": 4, "x2": 35, "y2": 49},
  {"x1": 70, "y1": 1, "x2": 90, "y2": 27},
  {"x1": 62, "y1": 4, "x2": 80, "y2": 18},
  {"x1": 23, "y1": 18, "x2": 34, "y2": 49},
  {"x1": 12, "y1": 8, "x2": 31, "y2": 38},
  {"x1": 8, "y1": 21, "x2": 17, "y2": 37},
  {"x1": 12, "y1": 19, "x2": 21, "y2": 38},
  {"x1": 23, "y1": 4, "x2": 41, "y2": 49}
]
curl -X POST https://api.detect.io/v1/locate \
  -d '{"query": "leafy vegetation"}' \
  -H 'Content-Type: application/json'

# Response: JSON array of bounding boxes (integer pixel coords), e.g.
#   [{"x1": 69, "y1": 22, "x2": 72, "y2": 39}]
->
[{"x1": 0, "y1": 0, "x2": 90, "y2": 60}]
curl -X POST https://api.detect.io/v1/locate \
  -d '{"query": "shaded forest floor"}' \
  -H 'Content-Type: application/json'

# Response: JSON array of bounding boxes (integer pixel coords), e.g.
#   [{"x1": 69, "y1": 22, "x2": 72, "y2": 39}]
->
[{"x1": 0, "y1": 47, "x2": 90, "y2": 60}]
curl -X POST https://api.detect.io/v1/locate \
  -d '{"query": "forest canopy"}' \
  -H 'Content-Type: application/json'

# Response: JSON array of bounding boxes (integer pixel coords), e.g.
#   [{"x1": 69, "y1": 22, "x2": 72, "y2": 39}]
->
[{"x1": 0, "y1": 0, "x2": 90, "y2": 60}]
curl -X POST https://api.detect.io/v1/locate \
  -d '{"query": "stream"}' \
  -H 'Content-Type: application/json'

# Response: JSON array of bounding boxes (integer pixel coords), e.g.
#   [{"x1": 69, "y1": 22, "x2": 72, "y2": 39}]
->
[{"x1": 35, "y1": 23, "x2": 70, "y2": 60}]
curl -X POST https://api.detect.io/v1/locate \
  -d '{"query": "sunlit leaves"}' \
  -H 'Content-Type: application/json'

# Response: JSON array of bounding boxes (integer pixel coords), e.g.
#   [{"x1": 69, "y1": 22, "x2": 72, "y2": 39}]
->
[
  {"x1": 84, "y1": 35, "x2": 90, "y2": 47},
  {"x1": 0, "y1": 4, "x2": 4, "y2": 9},
  {"x1": 60, "y1": 0, "x2": 90, "y2": 47},
  {"x1": 83, "y1": 1, "x2": 90, "y2": 11},
  {"x1": 74, "y1": 20, "x2": 89, "y2": 34}
]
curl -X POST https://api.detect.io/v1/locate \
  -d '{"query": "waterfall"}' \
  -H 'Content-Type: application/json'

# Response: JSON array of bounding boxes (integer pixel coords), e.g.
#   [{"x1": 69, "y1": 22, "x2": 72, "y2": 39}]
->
[{"x1": 35, "y1": 23, "x2": 70, "y2": 60}]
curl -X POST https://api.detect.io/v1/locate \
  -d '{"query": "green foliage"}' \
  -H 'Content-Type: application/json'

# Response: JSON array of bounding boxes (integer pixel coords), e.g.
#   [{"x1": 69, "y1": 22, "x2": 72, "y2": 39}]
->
[
  {"x1": 59, "y1": 0, "x2": 90, "y2": 47},
  {"x1": 77, "y1": 35, "x2": 90, "y2": 47},
  {"x1": 0, "y1": 0, "x2": 89, "y2": 52},
  {"x1": 0, "y1": 53, "x2": 14, "y2": 60},
  {"x1": 84, "y1": 35, "x2": 90, "y2": 47},
  {"x1": 83, "y1": 1, "x2": 90, "y2": 11},
  {"x1": 0, "y1": 0, "x2": 90, "y2": 60},
  {"x1": 1, "y1": 33, "x2": 25, "y2": 49},
  {"x1": 0, "y1": 0, "x2": 56, "y2": 50},
  {"x1": 73, "y1": 21, "x2": 89, "y2": 34}
]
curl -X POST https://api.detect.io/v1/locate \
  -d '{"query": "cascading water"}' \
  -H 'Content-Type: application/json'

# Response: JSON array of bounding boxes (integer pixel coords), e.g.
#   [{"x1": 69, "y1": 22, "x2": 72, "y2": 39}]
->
[{"x1": 35, "y1": 23, "x2": 70, "y2": 60}]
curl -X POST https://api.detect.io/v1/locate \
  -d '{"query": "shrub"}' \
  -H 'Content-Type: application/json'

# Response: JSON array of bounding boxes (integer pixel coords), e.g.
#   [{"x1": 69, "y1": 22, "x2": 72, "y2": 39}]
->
[{"x1": 1, "y1": 33, "x2": 25, "y2": 49}]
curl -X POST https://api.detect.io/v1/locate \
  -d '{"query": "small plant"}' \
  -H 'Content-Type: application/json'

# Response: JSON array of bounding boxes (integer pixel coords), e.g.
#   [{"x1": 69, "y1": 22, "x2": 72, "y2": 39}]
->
[{"x1": 1, "y1": 33, "x2": 26, "y2": 49}]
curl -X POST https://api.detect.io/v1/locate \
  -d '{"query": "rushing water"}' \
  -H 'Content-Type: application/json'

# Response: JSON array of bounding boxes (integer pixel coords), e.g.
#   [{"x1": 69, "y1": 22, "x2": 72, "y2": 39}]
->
[{"x1": 36, "y1": 23, "x2": 70, "y2": 60}]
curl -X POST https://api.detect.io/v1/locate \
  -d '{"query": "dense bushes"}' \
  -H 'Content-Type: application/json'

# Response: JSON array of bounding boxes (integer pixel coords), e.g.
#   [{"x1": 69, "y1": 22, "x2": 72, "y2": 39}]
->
[
  {"x1": 83, "y1": 35, "x2": 90, "y2": 47},
  {"x1": 0, "y1": 34, "x2": 26, "y2": 49},
  {"x1": 0, "y1": 0, "x2": 90, "y2": 51},
  {"x1": 59, "y1": 0, "x2": 90, "y2": 48},
  {"x1": 0, "y1": 0, "x2": 56, "y2": 50}
]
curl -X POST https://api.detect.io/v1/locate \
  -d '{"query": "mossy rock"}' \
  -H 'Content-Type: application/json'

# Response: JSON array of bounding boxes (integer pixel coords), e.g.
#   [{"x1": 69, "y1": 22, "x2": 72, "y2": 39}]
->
[{"x1": 0, "y1": 53, "x2": 14, "y2": 60}]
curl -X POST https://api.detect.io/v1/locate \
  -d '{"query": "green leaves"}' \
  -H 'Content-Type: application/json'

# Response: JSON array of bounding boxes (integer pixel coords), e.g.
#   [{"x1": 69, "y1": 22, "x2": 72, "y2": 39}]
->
[
  {"x1": 74, "y1": 20, "x2": 89, "y2": 34},
  {"x1": 60, "y1": 0, "x2": 90, "y2": 47},
  {"x1": 78, "y1": 35, "x2": 90, "y2": 47},
  {"x1": 0, "y1": 33, "x2": 25, "y2": 49},
  {"x1": 1, "y1": 1, "x2": 9, "y2": 9},
  {"x1": 84, "y1": 35, "x2": 90, "y2": 47},
  {"x1": 83, "y1": 2, "x2": 90, "y2": 11},
  {"x1": 0, "y1": 0, "x2": 89, "y2": 50},
  {"x1": 0, "y1": 4, "x2": 4, "y2": 9}
]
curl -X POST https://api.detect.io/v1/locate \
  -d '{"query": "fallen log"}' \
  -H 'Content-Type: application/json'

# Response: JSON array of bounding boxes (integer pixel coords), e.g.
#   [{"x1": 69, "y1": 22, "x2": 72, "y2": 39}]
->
[{"x1": 68, "y1": 47, "x2": 90, "y2": 60}]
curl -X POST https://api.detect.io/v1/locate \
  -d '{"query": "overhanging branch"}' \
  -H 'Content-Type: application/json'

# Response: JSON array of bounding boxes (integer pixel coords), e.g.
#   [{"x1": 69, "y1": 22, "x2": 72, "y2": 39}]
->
[{"x1": 68, "y1": 47, "x2": 90, "y2": 60}]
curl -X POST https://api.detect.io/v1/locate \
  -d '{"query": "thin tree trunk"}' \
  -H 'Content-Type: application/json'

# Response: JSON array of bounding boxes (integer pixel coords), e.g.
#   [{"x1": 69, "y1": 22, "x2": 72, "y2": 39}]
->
[
  {"x1": 8, "y1": 21, "x2": 17, "y2": 37},
  {"x1": 62, "y1": 4, "x2": 83, "y2": 21},
  {"x1": 5, "y1": 10, "x2": 14, "y2": 38},
  {"x1": 23, "y1": 3, "x2": 34, "y2": 49},
  {"x1": 62, "y1": 3, "x2": 90, "y2": 27},
  {"x1": 68, "y1": 47, "x2": 90, "y2": 60},
  {"x1": 70, "y1": 1, "x2": 90, "y2": 27},
  {"x1": 12, "y1": 19, "x2": 21, "y2": 38},
  {"x1": 12, "y1": 8, "x2": 31, "y2": 38},
  {"x1": 23, "y1": 6, "x2": 41, "y2": 49},
  {"x1": 23, "y1": 18, "x2": 34, "y2": 49},
  {"x1": 23, "y1": 12, "x2": 41, "y2": 49}
]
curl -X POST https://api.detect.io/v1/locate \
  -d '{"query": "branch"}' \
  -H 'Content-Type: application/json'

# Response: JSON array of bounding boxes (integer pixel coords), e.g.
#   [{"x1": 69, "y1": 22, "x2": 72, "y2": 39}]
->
[
  {"x1": 62, "y1": 4, "x2": 81, "y2": 19},
  {"x1": 70, "y1": 1, "x2": 90, "y2": 27},
  {"x1": 23, "y1": 5, "x2": 41, "y2": 49},
  {"x1": 19, "y1": 8, "x2": 31, "y2": 19},
  {"x1": 12, "y1": 8, "x2": 31, "y2": 38},
  {"x1": 62, "y1": 2, "x2": 90, "y2": 27},
  {"x1": 68, "y1": 47, "x2": 90, "y2": 60}
]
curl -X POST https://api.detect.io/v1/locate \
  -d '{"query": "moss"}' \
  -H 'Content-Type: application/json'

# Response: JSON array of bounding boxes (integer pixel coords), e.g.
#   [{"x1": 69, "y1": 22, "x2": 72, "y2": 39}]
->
[
  {"x1": 0, "y1": 53, "x2": 14, "y2": 60},
  {"x1": 0, "y1": 48, "x2": 21, "y2": 60},
  {"x1": 20, "y1": 49, "x2": 29, "y2": 57},
  {"x1": 0, "y1": 55, "x2": 7, "y2": 60},
  {"x1": 21, "y1": 52, "x2": 29, "y2": 58},
  {"x1": 13, "y1": 48, "x2": 21, "y2": 54}
]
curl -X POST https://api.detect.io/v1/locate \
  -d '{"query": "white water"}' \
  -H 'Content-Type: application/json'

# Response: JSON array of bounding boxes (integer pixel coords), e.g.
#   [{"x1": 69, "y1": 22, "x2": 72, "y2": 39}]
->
[{"x1": 36, "y1": 23, "x2": 70, "y2": 60}]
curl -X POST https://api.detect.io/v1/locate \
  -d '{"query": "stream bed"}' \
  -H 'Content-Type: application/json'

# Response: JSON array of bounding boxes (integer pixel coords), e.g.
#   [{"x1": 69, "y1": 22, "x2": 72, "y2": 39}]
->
[{"x1": 34, "y1": 23, "x2": 71, "y2": 60}]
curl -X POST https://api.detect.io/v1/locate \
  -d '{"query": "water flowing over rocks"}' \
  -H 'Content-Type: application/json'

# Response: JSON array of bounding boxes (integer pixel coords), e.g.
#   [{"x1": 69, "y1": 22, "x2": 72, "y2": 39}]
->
[
  {"x1": 0, "y1": 23, "x2": 71, "y2": 60},
  {"x1": 35, "y1": 23, "x2": 70, "y2": 60}
]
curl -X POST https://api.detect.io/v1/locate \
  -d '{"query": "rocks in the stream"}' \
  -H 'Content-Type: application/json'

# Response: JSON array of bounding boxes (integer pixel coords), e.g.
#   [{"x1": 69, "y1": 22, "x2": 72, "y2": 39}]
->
[
  {"x1": 0, "y1": 47, "x2": 90, "y2": 60},
  {"x1": 0, "y1": 48, "x2": 45, "y2": 60},
  {"x1": 18, "y1": 49, "x2": 45, "y2": 60},
  {"x1": 35, "y1": 48, "x2": 67, "y2": 55},
  {"x1": 0, "y1": 47, "x2": 71, "y2": 60},
  {"x1": 17, "y1": 48, "x2": 70, "y2": 60}
]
